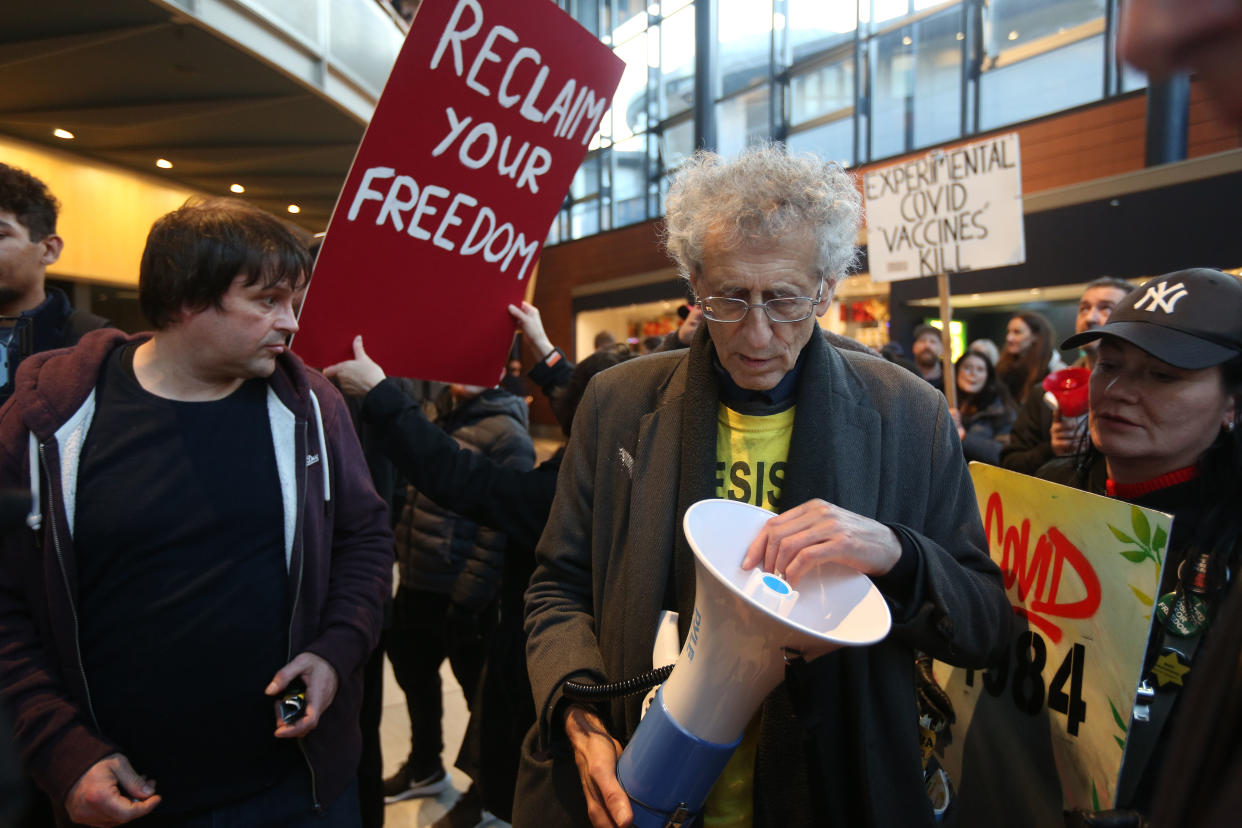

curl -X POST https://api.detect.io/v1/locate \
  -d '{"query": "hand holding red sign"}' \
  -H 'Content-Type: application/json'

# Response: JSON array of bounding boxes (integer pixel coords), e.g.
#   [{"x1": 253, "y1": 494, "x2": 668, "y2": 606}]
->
[{"x1": 294, "y1": 0, "x2": 623, "y2": 386}]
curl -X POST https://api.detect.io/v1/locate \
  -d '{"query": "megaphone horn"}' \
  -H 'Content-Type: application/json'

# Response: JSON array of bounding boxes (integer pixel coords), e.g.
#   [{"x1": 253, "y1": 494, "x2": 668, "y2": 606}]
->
[{"x1": 616, "y1": 498, "x2": 892, "y2": 827}]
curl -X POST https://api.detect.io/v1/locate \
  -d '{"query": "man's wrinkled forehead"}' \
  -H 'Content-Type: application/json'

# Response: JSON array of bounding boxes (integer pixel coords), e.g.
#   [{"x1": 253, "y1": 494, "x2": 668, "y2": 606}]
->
[{"x1": 694, "y1": 235, "x2": 821, "y2": 295}]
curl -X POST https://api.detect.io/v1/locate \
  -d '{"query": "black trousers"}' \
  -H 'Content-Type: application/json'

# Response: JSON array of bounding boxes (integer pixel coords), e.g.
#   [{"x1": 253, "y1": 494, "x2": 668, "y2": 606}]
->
[
  {"x1": 385, "y1": 587, "x2": 490, "y2": 775},
  {"x1": 358, "y1": 640, "x2": 385, "y2": 828}
]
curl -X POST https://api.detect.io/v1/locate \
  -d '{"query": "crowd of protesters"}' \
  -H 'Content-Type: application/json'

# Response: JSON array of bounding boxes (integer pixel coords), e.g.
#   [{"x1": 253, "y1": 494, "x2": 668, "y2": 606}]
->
[{"x1": 2, "y1": 0, "x2": 1242, "y2": 826}]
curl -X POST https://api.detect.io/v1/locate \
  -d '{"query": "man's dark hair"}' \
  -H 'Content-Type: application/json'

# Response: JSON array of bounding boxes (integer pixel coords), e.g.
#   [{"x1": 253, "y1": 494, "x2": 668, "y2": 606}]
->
[
  {"x1": 140, "y1": 197, "x2": 311, "y2": 330},
  {"x1": 0, "y1": 163, "x2": 58, "y2": 241},
  {"x1": 1084, "y1": 276, "x2": 1134, "y2": 294},
  {"x1": 913, "y1": 323, "x2": 940, "y2": 342}
]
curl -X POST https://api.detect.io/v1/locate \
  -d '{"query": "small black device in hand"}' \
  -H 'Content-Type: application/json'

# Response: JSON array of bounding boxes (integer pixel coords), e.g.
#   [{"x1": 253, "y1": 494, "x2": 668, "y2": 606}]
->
[{"x1": 278, "y1": 677, "x2": 307, "y2": 724}]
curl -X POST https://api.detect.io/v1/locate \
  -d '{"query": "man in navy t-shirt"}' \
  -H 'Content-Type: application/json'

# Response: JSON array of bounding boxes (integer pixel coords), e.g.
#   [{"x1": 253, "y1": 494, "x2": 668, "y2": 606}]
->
[{"x1": 0, "y1": 197, "x2": 393, "y2": 827}]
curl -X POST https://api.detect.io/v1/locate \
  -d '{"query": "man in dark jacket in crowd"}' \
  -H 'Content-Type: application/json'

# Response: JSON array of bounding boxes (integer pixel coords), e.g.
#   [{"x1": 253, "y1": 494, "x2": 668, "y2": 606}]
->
[
  {"x1": 0, "y1": 197, "x2": 392, "y2": 827},
  {"x1": 0, "y1": 163, "x2": 108, "y2": 408},
  {"x1": 911, "y1": 323, "x2": 946, "y2": 392},
  {"x1": 376, "y1": 377, "x2": 533, "y2": 809}
]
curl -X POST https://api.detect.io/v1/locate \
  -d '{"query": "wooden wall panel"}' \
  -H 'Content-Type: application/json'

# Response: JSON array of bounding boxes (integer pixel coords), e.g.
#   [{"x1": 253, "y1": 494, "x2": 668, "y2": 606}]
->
[
  {"x1": 1017, "y1": 96, "x2": 1148, "y2": 192},
  {"x1": 528, "y1": 220, "x2": 670, "y2": 429},
  {"x1": 1189, "y1": 81, "x2": 1242, "y2": 157},
  {"x1": 849, "y1": 94, "x2": 1149, "y2": 198},
  {"x1": 533, "y1": 220, "x2": 669, "y2": 354}
]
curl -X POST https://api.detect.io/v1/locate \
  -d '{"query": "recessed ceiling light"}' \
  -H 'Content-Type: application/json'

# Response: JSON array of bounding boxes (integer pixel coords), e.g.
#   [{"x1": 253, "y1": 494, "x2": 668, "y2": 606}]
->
[
  {"x1": 902, "y1": 36, "x2": 912, "y2": 46},
  {"x1": 53, "y1": 128, "x2": 75, "y2": 140},
  {"x1": 1008, "y1": 30, "x2": 1019, "y2": 40},
  {"x1": 230, "y1": 183, "x2": 245, "y2": 194},
  {"x1": 287, "y1": 204, "x2": 301, "y2": 214},
  {"x1": 156, "y1": 158, "x2": 173, "y2": 169},
  {"x1": 956, "y1": 32, "x2": 964, "y2": 41}
]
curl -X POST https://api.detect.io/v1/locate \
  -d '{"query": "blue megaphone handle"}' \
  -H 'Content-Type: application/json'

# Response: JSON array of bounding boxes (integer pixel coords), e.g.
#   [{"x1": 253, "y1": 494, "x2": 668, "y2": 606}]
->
[{"x1": 616, "y1": 687, "x2": 742, "y2": 827}]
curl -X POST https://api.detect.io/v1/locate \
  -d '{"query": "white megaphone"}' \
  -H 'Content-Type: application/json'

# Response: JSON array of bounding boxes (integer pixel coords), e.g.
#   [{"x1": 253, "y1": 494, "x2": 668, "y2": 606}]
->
[{"x1": 616, "y1": 498, "x2": 892, "y2": 827}]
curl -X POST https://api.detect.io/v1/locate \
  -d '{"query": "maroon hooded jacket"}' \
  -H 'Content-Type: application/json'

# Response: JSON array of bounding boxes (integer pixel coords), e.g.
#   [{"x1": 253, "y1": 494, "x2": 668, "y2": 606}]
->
[{"x1": 0, "y1": 329, "x2": 393, "y2": 820}]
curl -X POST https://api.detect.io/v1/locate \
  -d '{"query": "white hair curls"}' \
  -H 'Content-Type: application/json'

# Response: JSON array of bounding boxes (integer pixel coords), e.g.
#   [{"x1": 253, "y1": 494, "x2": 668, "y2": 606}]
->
[{"x1": 662, "y1": 142, "x2": 862, "y2": 286}]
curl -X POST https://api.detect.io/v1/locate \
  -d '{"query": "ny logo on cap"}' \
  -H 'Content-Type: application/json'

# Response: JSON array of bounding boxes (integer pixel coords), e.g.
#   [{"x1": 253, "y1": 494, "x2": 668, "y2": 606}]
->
[{"x1": 1133, "y1": 281, "x2": 1189, "y2": 315}]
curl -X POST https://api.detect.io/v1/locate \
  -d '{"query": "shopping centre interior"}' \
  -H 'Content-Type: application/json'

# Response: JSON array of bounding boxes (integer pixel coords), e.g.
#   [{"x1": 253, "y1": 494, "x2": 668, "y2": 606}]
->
[
  {"x1": 3, "y1": 2, "x2": 1242, "y2": 825},
  {"x1": 2, "y1": 0, "x2": 1240, "y2": 433}
]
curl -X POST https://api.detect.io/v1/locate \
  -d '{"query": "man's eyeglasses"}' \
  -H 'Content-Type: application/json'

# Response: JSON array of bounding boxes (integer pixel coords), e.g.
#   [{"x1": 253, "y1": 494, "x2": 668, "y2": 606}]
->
[{"x1": 699, "y1": 280, "x2": 825, "y2": 324}]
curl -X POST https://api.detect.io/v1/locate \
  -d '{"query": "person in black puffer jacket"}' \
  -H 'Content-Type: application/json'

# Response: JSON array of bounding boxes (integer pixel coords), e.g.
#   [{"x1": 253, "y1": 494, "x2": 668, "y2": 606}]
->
[
  {"x1": 327, "y1": 327, "x2": 633, "y2": 824},
  {"x1": 382, "y1": 381, "x2": 534, "y2": 802}
]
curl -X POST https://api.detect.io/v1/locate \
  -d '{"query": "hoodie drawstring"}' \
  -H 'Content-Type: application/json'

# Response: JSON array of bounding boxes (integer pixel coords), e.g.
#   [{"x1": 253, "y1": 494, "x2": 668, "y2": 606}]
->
[
  {"x1": 26, "y1": 434, "x2": 41, "y2": 531},
  {"x1": 308, "y1": 391, "x2": 330, "y2": 504}
]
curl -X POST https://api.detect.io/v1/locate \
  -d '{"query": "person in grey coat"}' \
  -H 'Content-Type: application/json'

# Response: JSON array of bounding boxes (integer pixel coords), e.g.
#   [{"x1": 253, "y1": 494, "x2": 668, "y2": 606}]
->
[{"x1": 518, "y1": 145, "x2": 1011, "y2": 827}]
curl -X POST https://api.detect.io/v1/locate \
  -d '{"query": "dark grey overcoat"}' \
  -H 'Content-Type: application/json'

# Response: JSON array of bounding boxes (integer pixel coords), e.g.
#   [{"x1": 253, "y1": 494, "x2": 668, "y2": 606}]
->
[{"x1": 519, "y1": 328, "x2": 1011, "y2": 826}]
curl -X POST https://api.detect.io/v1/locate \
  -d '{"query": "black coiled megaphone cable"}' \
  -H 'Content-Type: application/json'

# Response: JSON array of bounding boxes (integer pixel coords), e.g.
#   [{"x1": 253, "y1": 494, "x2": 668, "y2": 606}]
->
[{"x1": 562, "y1": 664, "x2": 674, "y2": 701}]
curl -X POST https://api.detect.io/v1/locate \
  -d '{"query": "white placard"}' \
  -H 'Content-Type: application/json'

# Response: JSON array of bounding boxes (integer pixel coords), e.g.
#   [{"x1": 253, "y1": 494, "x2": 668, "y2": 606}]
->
[{"x1": 863, "y1": 133, "x2": 1025, "y2": 282}]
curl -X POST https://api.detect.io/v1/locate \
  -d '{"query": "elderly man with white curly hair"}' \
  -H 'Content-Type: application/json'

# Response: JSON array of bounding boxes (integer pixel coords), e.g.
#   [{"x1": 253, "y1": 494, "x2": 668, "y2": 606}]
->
[{"x1": 516, "y1": 144, "x2": 1011, "y2": 828}]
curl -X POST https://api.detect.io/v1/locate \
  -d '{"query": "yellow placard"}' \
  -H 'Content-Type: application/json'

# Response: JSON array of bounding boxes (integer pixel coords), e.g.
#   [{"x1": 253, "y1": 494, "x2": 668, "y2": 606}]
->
[{"x1": 935, "y1": 464, "x2": 1169, "y2": 825}]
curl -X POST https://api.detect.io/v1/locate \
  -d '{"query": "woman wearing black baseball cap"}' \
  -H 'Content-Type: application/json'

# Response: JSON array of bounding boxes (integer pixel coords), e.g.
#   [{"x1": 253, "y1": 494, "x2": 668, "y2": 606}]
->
[{"x1": 1039, "y1": 268, "x2": 1242, "y2": 824}]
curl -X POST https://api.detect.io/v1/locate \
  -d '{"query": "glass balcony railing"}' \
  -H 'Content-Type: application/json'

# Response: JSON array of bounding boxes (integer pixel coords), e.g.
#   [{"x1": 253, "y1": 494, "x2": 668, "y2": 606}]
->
[{"x1": 162, "y1": 0, "x2": 405, "y2": 121}]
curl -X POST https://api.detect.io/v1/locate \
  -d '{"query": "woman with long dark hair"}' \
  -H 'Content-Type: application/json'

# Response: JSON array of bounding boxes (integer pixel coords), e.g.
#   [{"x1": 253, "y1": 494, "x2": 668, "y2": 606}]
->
[
  {"x1": 950, "y1": 350, "x2": 1017, "y2": 465},
  {"x1": 995, "y1": 310, "x2": 1055, "y2": 405},
  {"x1": 1036, "y1": 269, "x2": 1242, "y2": 824}
]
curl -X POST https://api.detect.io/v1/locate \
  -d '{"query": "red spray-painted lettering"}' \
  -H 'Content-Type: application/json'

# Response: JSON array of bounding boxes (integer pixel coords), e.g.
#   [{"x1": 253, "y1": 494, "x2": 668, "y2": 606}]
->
[{"x1": 984, "y1": 492, "x2": 1101, "y2": 643}]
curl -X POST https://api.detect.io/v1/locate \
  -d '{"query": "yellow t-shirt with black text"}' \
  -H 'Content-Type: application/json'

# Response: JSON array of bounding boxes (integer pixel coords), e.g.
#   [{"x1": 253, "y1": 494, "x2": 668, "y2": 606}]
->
[
  {"x1": 702, "y1": 403, "x2": 794, "y2": 826},
  {"x1": 713, "y1": 404, "x2": 794, "y2": 511}
]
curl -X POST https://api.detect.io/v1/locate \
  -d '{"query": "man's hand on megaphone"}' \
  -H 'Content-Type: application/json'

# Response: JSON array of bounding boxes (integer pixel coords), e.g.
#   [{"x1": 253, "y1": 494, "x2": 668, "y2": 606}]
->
[
  {"x1": 741, "y1": 498, "x2": 903, "y2": 586},
  {"x1": 563, "y1": 705, "x2": 633, "y2": 828}
]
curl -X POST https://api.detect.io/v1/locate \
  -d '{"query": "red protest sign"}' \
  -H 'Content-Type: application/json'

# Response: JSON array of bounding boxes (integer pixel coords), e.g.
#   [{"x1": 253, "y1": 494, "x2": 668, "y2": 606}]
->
[{"x1": 293, "y1": 0, "x2": 623, "y2": 385}]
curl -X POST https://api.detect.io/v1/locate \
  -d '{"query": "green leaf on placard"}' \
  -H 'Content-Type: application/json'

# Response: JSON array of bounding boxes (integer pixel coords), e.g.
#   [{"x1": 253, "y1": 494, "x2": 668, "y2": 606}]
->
[
  {"x1": 1131, "y1": 506, "x2": 1152, "y2": 547},
  {"x1": 1120, "y1": 548, "x2": 1148, "y2": 564},
  {"x1": 1109, "y1": 697, "x2": 1127, "y2": 732},
  {"x1": 1114, "y1": 735, "x2": 1125, "y2": 751},
  {"x1": 1108, "y1": 524, "x2": 1136, "y2": 544},
  {"x1": 1152, "y1": 525, "x2": 1168, "y2": 552},
  {"x1": 1129, "y1": 585, "x2": 1154, "y2": 606},
  {"x1": 1092, "y1": 780, "x2": 1101, "y2": 811}
]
